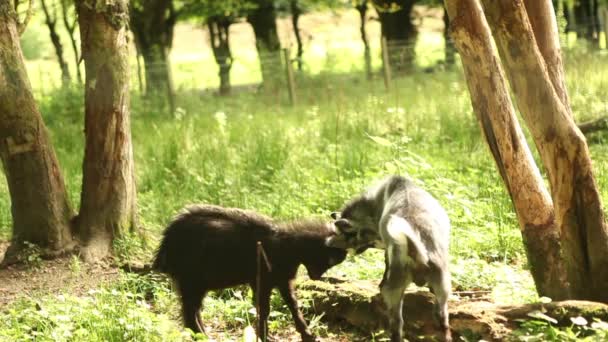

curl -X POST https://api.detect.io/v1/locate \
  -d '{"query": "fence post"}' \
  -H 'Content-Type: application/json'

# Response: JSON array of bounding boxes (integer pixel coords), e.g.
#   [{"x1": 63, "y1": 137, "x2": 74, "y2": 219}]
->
[
  {"x1": 283, "y1": 48, "x2": 297, "y2": 106},
  {"x1": 381, "y1": 36, "x2": 392, "y2": 92}
]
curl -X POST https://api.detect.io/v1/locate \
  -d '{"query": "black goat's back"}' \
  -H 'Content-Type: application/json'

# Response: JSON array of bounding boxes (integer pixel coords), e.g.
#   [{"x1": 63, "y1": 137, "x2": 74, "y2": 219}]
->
[{"x1": 153, "y1": 204, "x2": 276, "y2": 288}]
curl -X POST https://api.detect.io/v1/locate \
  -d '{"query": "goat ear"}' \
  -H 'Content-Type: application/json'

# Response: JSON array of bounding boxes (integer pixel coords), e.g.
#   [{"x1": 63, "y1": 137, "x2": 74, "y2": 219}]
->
[
  {"x1": 330, "y1": 212, "x2": 340, "y2": 220},
  {"x1": 334, "y1": 219, "x2": 353, "y2": 233}
]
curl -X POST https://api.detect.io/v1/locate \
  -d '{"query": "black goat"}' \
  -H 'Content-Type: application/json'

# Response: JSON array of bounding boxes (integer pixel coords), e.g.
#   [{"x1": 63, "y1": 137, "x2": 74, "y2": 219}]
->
[{"x1": 153, "y1": 204, "x2": 347, "y2": 341}]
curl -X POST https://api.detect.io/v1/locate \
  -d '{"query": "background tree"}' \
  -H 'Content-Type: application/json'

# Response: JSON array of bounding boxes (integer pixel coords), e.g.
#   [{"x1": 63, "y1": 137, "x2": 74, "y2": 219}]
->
[
  {"x1": 446, "y1": 0, "x2": 608, "y2": 301},
  {"x1": 355, "y1": 0, "x2": 372, "y2": 78},
  {"x1": 182, "y1": 0, "x2": 254, "y2": 95},
  {"x1": 247, "y1": 0, "x2": 282, "y2": 86},
  {"x1": 374, "y1": 0, "x2": 417, "y2": 72},
  {"x1": 129, "y1": 0, "x2": 177, "y2": 110},
  {"x1": 59, "y1": 0, "x2": 82, "y2": 84},
  {"x1": 40, "y1": 0, "x2": 71, "y2": 86},
  {"x1": 76, "y1": 0, "x2": 137, "y2": 262},
  {"x1": 0, "y1": 0, "x2": 75, "y2": 264}
]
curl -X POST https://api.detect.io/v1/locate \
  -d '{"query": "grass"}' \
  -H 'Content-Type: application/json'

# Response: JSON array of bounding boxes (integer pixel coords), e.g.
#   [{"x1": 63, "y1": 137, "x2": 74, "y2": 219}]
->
[{"x1": 2, "y1": 13, "x2": 608, "y2": 341}]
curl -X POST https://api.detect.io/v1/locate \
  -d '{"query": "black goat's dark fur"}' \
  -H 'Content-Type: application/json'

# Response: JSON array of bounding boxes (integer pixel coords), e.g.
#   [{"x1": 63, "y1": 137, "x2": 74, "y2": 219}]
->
[{"x1": 153, "y1": 204, "x2": 346, "y2": 341}]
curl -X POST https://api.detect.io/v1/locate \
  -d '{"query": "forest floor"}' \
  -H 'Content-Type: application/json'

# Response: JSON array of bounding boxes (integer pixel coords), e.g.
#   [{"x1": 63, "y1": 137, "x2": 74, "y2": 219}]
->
[
  {"x1": 0, "y1": 243, "x2": 359, "y2": 341},
  {"x1": 0, "y1": 244, "x2": 120, "y2": 307}
]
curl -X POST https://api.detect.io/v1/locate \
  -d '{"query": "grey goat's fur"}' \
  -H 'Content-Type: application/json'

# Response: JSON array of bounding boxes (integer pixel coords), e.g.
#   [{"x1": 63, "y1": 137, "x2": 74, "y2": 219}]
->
[{"x1": 326, "y1": 175, "x2": 452, "y2": 342}]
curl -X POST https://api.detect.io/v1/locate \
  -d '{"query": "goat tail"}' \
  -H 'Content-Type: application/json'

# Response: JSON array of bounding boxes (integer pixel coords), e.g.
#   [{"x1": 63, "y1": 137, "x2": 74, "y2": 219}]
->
[
  {"x1": 386, "y1": 215, "x2": 429, "y2": 265},
  {"x1": 152, "y1": 239, "x2": 169, "y2": 273}
]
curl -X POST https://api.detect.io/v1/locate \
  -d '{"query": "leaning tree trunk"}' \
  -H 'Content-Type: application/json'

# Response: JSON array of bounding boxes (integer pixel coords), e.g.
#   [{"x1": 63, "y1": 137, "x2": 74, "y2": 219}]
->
[
  {"x1": 129, "y1": 0, "x2": 176, "y2": 111},
  {"x1": 356, "y1": 1, "x2": 372, "y2": 79},
  {"x1": 290, "y1": 0, "x2": 303, "y2": 71},
  {"x1": 444, "y1": 0, "x2": 568, "y2": 300},
  {"x1": 76, "y1": 0, "x2": 137, "y2": 262},
  {"x1": 0, "y1": 1, "x2": 75, "y2": 264},
  {"x1": 40, "y1": 0, "x2": 71, "y2": 87},
  {"x1": 375, "y1": 0, "x2": 417, "y2": 72},
  {"x1": 247, "y1": 0, "x2": 282, "y2": 87},
  {"x1": 480, "y1": 0, "x2": 608, "y2": 302},
  {"x1": 208, "y1": 17, "x2": 233, "y2": 96}
]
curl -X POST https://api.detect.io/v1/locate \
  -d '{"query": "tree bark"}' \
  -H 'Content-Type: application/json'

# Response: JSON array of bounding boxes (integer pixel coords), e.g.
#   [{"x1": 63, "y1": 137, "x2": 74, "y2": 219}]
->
[
  {"x1": 76, "y1": 0, "x2": 137, "y2": 262},
  {"x1": 0, "y1": 1, "x2": 75, "y2": 264},
  {"x1": 444, "y1": 0, "x2": 568, "y2": 300},
  {"x1": 481, "y1": 0, "x2": 608, "y2": 302},
  {"x1": 60, "y1": 0, "x2": 82, "y2": 84},
  {"x1": 247, "y1": 0, "x2": 282, "y2": 87},
  {"x1": 129, "y1": 0, "x2": 176, "y2": 111},
  {"x1": 356, "y1": 1, "x2": 372, "y2": 79},
  {"x1": 208, "y1": 17, "x2": 232, "y2": 96},
  {"x1": 40, "y1": 0, "x2": 71, "y2": 87},
  {"x1": 374, "y1": 0, "x2": 417, "y2": 72}
]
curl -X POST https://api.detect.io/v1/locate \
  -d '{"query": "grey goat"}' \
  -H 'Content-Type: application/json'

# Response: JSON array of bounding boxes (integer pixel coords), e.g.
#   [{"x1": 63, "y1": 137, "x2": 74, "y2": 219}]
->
[{"x1": 326, "y1": 175, "x2": 452, "y2": 342}]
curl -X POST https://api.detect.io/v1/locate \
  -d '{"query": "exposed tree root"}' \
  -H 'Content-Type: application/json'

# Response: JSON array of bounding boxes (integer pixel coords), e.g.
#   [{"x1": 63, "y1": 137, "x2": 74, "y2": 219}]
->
[{"x1": 298, "y1": 277, "x2": 608, "y2": 341}]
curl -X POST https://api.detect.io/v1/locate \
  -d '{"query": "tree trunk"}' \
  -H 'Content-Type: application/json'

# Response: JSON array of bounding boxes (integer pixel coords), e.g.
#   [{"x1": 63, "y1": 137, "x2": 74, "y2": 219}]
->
[
  {"x1": 247, "y1": 0, "x2": 282, "y2": 87},
  {"x1": 60, "y1": 0, "x2": 82, "y2": 84},
  {"x1": 0, "y1": 2, "x2": 75, "y2": 264},
  {"x1": 129, "y1": 0, "x2": 176, "y2": 111},
  {"x1": 443, "y1": 6, "x2": 455, "y2": 66},
  {"x1": 40, "y1": 0, "x2": 71, "y2": 87},
  {"x1": 444, "y1": 0, "x2": 568, "y2": 300},
  {"x1": 481, "y1": 0, "x2": 608, "y2": 302},
  {"x1": 523, "y1": 0, "x2": 571, "y2": 114},
  {"x1": 208, "y1": 17, "x2": 233, "y2": 96},
  {"x1": 76, "y1": 0, "x2": 137, "y2": 262},
  {"x1": 563, "y1": 1, "x2": 573, "y2": 34},
  {"x1": 374, "y1": 0, "x2": 417, "y2": 72},
  {"x1": 290, "y1": 0, "x2": 303, "y2": 71},
  {"x1": 356, "y1": 1, "x2": 372, "y2": 79},
  {"x1": 573, "y1": 0, "x2": 600, "y2": 46}
]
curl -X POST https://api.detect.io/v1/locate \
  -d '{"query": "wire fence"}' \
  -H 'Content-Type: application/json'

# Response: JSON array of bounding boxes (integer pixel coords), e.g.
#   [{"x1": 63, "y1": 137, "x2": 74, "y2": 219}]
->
[{"x1": 27, "y1": 17, "x2": 608, "y2": 108}]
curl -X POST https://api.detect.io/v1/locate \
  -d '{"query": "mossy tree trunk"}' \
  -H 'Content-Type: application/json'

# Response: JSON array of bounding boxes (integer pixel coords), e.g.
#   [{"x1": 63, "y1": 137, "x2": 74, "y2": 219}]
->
[
  {"x1": 130, "y1": 0, "x2": 176, "y2": 111},
  {"x1": 0, "y1": 1, "x2": 75, "y2": 264},
  {"x1": 444, "y1": 0, "x2": 567, "y2": 300},
  {"x1": 374, "y1": 0, "x2": 417, "y2": 72},
  {"x1": 76, "y1": 0, "x2": 137, "y2": 262},
  {"x1": 247, "y1": 0, "x2": 282, "y2": 87},
  {"x1": 40, "y1": 0, "x2": 71, "y2": 86},
  {"x1": 208, "y1": 17, "x2": 233, "y2": 96}
]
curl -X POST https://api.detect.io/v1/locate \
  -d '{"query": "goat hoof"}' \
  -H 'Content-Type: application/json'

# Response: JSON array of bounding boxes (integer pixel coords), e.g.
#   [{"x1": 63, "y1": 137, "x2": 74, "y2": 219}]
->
[{"x1": 301, "y1": 334, "x2": 319, "y2": 342}]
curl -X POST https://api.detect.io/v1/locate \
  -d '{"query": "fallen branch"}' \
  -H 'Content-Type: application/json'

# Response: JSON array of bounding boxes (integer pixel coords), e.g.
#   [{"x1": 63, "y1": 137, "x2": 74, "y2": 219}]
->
[
  {"x1": 578, "y1": 117, "x2": 608, "y2": 135},
  {"x1": 298, "y1": 277, "x2": 608, "y2": 341}
]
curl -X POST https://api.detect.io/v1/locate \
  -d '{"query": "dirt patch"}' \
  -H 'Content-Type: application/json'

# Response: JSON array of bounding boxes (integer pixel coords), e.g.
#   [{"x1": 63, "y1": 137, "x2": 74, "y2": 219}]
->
[{"x1": 0, "y1": 253, "x2": 120, "y2": 307}]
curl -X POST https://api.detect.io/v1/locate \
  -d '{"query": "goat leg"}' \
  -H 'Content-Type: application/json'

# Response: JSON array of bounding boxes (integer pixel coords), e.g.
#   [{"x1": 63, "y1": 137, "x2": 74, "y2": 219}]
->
[{"x1": 279, "y1": 280, "x2": 318, "y2": 341}]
